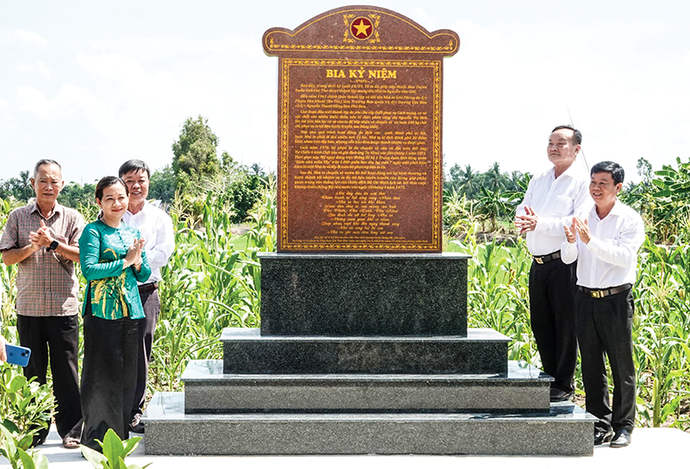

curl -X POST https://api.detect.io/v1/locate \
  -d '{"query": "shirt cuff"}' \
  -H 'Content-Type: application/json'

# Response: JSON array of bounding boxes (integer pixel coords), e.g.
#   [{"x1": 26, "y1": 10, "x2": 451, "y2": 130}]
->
[{"x1": 586, "y1": 237, "x2": 603, "y2": 253}]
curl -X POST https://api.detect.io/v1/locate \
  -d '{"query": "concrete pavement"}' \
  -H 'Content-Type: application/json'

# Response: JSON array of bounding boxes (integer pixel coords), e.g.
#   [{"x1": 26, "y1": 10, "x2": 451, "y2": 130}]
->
[{"x1": 2, "y1": 425, "x2": 688, "y2": 468}]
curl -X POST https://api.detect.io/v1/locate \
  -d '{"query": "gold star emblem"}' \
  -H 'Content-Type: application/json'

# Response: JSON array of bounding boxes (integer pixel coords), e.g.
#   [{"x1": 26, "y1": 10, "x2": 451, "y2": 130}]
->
[{"x1": 353, "y1": 19, "x2": 371, "y2": 37}]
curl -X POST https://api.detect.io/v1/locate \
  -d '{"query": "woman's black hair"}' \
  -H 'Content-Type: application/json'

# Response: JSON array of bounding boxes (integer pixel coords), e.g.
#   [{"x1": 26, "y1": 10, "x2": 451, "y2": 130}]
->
[{"x1": 95, "y1": 176, "x2": 129, "y2": 200}]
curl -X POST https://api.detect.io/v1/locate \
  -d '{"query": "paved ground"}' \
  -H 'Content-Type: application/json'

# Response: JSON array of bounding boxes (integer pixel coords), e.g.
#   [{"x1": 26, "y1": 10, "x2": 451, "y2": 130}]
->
[{"x1": 2, "y1": 425, "x2": 687, "y2": 468}]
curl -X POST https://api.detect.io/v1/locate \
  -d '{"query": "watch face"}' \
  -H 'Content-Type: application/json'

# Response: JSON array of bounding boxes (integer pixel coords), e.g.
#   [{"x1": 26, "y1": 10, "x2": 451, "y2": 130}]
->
[{"x1": 49, "y1": 240, "x2": 59, "y2": 251}]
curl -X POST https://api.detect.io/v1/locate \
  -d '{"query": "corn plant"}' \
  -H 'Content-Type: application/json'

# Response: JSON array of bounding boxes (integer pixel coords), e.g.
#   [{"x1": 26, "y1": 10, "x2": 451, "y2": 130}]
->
[
  {"x1": 452, "y1": 236, "x2": 536, "y2": 365},
  {"x1": 148, "y1": 184, "x2": 276, "y2": 392},
  {"x1": 634, "y1": 239, "x2": 690, "y2": 428}
]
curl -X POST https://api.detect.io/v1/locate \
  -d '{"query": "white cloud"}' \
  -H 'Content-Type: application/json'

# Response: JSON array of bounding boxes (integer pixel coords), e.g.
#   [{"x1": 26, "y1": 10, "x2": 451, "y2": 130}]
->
[
  {"x1": 16, "y1": 84, "x2": 100, "y2": 120},
  {"x1": 410, "y1": 7, "x2": 436, "y2": 33},
  {"x1": 15, "y1": 63, "x2": 33, "y2": 73},
  {"x1": 440, "y1": 18, "x2": 690, "y2": 178},
  {"x1": 0, "y1": 97, "x2": 8, "y2": 108},
  {"x1": 36, "y1": 61, "x2": 51, "y2": 78},
  {"x1": 14, "y1": 30, "x2": 48, "y2": 49},
  {"x1": 70, "y1": 39, "x2": 279, "y2": 173},
  {"x1": 13, "y1": 61, "x2": 51, "y2": 77}
]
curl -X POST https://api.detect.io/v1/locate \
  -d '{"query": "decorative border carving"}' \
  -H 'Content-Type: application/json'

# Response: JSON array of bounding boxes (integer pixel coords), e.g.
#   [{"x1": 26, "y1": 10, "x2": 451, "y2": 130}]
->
[
  {"x1": 278, "y1": 58, "x2": 442, "y2": 252},
  {"x1": 265, "y1": 8, "x2": 458, "y2": 55},
  {"x1": 268, "y1": 38, "x2": 456, "y2": 53}
]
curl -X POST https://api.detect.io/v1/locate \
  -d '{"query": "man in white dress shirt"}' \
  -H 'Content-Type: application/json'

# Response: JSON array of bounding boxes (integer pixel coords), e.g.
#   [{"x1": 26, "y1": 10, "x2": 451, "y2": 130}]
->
[
  {"x1": 515, "y1": 125, "x2": 590, "y2": 402},
  {"x1": 119, "y1": 159, "x2": 175, "y2": 433},
  {"x1": 563, "y1": 161, "x2": 644, "y2": 448}
]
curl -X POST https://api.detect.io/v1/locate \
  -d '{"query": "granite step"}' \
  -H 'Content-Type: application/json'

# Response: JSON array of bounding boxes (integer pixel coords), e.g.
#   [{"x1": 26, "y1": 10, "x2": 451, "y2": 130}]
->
[
  {"x1": 221, "y1": 327, "x2": 509, "y2": 375},
  {"x1": 183, "y1": 360, "x2": 551, "y2": 414},
  {"x1": 142, "y1": 393, "x2": 595, "y2": 456}
]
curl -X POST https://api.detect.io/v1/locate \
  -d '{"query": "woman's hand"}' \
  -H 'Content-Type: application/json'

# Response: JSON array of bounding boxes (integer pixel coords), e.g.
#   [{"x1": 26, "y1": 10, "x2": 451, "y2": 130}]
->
[
  {"x1": 0, "y1": 335, "x2": 7, "y2": 362},
  {"x1": 123, "y1": 238, "x2": 146, "y2": 270}
]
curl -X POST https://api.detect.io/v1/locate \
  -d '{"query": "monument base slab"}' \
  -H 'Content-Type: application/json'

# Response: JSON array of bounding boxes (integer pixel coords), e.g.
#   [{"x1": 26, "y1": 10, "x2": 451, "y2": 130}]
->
[
  {"x1": 222, "y1": 327, "x2": 508, "y2": 375},
  {"x1": 183, "y1": 360, "x2": 551, "y2": 414},
  {"x1": 143, "y1": 393, "x2": 595, "y2": 456}
]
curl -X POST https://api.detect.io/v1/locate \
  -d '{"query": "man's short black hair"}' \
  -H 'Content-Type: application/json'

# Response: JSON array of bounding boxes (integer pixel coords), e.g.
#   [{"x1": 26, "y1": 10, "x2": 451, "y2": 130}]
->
[
  {"x1": 591, "y1": 161, "x2": 625, "y2": 185},
  {"x1": 552, "y1": 125, "x2": 582, "y2": 146},
  {"x1": 118, "y1": 159, "x2": 150, "y2": 178},
  {"x1": 33, "y1": 159, "x2": 61, "y2": 178}
]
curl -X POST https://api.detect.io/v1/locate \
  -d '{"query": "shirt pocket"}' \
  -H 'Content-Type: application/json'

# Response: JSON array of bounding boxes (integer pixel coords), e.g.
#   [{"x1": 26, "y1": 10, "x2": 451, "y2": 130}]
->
[{"x1": 548, "y1": 195, "x2": 573, "y2": 217}]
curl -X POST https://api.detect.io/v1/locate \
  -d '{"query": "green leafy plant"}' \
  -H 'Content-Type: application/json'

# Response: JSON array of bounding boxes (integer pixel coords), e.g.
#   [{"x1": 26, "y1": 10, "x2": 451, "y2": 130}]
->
[
  {"x1": 0, "y1": 364, "x2": 55, "y2": 449},
  {"x1": 81, "y1": 428, "x2": 150, "y2": 469},
  {"x1": 0, "y1": 424, "x2": 49, "y2": 469}
]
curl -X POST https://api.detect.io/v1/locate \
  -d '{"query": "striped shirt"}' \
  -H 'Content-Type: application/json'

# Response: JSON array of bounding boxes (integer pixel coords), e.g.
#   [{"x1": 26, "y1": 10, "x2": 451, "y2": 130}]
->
[{"x1": 0, "y1": 202, "x2": 85, "y2": 317}]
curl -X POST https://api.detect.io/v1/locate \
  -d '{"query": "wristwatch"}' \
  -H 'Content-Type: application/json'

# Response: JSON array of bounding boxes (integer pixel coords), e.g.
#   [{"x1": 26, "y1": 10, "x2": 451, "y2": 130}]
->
[{"x1": 47, "y1": 240, "x2": 59, "y2": 252}]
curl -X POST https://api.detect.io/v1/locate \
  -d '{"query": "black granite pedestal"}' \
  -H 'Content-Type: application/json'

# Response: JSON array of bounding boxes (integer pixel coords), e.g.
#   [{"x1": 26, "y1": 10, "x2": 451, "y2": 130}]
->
[
  {"x1": 143, "y1": 253, "x2": 595, "y2": 455},
  {"x1": 260, "y1": 253, "x2": 468, "y2": 336}
]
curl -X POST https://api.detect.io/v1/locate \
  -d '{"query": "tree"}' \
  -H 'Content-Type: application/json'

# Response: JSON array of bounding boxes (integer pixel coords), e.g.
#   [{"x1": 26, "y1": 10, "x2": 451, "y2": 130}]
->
[
  {"x1": 18, "y1": 171, "x2": 31, "y2": 200},
  {"x1": 475, "y1": 185, "x2": 518, "y2": 232},
  {"x1": 445, "y1": 164, "x2": 480, "y2": 198},
  {"x1": 149, "y1": 165, "x2": 176, "y2": 204},
  {"x1": 58, "y1": 182, "x2": 97, "y2": 208},
  {"x1": 482, "y1": 162, "x2": 505, "y2": 192},
  {"x1": 172, "y1": 115, "x2": 221, "y2": 191},
  {"x1": 637, "y1": 157, "x2": 653, "y2": 183},
  {"x1": 0, "y1": 175, "x2": 31, "y2": 202}
]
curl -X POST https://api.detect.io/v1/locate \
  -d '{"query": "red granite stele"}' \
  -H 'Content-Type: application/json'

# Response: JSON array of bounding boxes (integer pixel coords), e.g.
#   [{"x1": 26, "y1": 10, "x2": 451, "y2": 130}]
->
[{"x1": 263, "y1": 5, "x2": 460, "y2": 252}]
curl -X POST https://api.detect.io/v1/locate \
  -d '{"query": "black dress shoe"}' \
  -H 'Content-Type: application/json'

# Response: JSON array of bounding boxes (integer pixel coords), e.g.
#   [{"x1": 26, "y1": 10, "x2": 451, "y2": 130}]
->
[
  {"x1": 593, "y1": 428, "x2": 613, "y2": 445},
  {"x1": 129, "y1": 416, "x2": 145, "y2": 434},
  {"x1": 550, "y1": 388, "x2": 575, "y2": 402},
  {"x1": 31, "y1": 433, "x2": 47, "y2": 448},
  {"x1": 610, "y1": 429, "x2": 631, "y2": 448}
]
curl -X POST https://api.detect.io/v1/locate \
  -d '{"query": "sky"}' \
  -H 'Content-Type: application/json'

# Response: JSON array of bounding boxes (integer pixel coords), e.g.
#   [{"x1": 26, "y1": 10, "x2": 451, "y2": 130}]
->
[{"x1": 1, "y1": 0, "x2": 689, "y2": 184}]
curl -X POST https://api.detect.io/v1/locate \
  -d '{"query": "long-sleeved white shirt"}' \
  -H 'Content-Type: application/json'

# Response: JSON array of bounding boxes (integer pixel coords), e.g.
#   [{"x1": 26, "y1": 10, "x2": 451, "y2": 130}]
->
[
  {"x1": 516, "y1": 164, "x2": 590, "y2": 256},
  {"x1": 123, "y1": 201, "x2": 175, "y2": 284},
  {"x1": 561, "y1": 200, "x2": 645, "y2": 289}
]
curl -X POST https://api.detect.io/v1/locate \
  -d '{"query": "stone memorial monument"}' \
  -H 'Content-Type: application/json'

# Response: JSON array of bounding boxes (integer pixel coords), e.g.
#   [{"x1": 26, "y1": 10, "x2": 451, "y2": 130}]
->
[{"x1": 143, "y1": 6, "x2": 594, "y2": 455}]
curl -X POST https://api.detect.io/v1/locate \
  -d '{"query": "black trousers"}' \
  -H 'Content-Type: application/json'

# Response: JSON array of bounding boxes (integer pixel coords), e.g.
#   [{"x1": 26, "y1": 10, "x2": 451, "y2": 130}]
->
[
  {"x1": 576, "y1": 288, "x2": 636, "y2": 433},
  {"x1": 131, "y1": 287, "x2": 160, "y2": 422},
  {"x1": 528, "y1": 258, "x2": 578, "y2": 393},
  {"x1": 80, "y1": 307, "x2": 139, "y2": 451},
  {"x1": 16, "y1": 315, "x2": 82, "y2": 439}
]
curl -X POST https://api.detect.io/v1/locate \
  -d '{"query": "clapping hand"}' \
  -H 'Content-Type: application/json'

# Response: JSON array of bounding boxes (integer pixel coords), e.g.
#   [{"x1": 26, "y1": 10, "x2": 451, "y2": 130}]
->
[
  {"x1": 572, "y1": 217, "x2": 591, "y2": 244},
  {"x1": 124, "y1": 238, "x2": 146, "y2": 271},
  {"x1": 564, "y1": 219, "x2": 577, "y2": 244},
  {"x1": 515, "y1": 206, "x2": 538, "y2": 234},
  {"x1": 564, "y1": 217, "x2": 591, "y2": 245},
  {"x1": 29, "y1": 220, "x2": 54, "y2": 248}
]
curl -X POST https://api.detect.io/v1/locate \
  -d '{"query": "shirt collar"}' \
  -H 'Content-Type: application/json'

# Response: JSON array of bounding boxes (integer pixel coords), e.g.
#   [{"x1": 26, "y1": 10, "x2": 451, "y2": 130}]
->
[
  {"x1": 556, "y1": 162, "x2": 585, "y2": 181},
  {"x1": 29, "y1": 201, "x2": 64, "y2": 219},
  {"x1": 126, "y1": 200, "x2": 152, "y2": 218},
  {"x1": 589, "y1": 199, "x2": 623, "y2": 220},
  {"x1": 608, "y1": 199, "x2": 625, "y2": 217}
]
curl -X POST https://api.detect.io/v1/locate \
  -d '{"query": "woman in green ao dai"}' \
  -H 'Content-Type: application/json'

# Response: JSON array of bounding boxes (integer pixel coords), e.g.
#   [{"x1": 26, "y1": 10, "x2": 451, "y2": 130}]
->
[{"x1": 79, "y1": 176, "x2": 150, "y2": 451}]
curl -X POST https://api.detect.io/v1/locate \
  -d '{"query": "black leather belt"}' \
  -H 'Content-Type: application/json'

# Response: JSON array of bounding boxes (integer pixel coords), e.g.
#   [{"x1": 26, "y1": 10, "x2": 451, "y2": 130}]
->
[
  {"x1": 578, "y1": 284, "x2": 632, "y2": 299},
  {"x1": 533, "y1": 251, "x2": 561, "y2": 265},
  {"x1": 138, "y1": 282, "x2": 158, "y2": 294}
]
